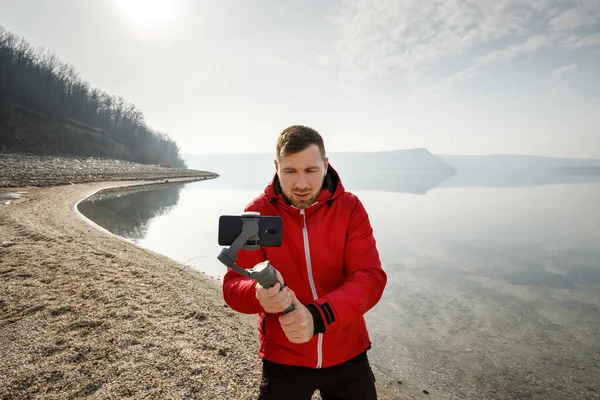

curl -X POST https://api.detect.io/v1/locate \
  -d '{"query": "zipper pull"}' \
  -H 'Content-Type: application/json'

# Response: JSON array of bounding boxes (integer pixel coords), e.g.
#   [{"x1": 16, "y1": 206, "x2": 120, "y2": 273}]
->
[{"x1": 300, "y1": 209, "x2": 305, "y2": 229}]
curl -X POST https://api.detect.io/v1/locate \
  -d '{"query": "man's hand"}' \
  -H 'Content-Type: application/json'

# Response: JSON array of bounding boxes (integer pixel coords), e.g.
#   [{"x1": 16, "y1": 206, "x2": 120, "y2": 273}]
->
[
  {"x1": 255, "y1": 270, "x2": 292, "y2": 313},
  {"x1": 279, "y1": 290, "x2": 314, "y2": 344}
]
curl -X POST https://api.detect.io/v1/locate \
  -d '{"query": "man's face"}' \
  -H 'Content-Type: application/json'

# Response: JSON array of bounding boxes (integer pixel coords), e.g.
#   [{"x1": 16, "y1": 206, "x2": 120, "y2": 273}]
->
[{"x1": 275, "y1": 144, "x2": 329, "y2": 209}]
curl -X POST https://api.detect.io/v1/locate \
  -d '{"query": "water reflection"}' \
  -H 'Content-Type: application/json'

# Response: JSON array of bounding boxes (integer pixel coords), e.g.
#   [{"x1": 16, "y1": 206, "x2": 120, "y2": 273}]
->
[
  {"x1": 440, "y1": 170, "x2": 600, "y2": 188},
  {"x1": 197, "y1": 169, "x2": 457, "y2": 195},
  {"x1": 77, "y1": 183, "x2": 184, "y2": 240},
  {"x1": 203, "y1": 167, "x2": 600, "y2": 195},
  {"x1": 360, "y1": 184, "x2": 600, "y2": 399},
  {"x1": 343, "y1": 171, "x2": 455, "y2": 194}
]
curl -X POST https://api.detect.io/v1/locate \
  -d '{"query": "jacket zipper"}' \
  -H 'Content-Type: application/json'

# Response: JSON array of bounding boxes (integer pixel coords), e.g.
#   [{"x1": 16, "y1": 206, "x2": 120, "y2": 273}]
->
[{"x1": 300, "y1": 208, "x2": 323, "y2": 368}]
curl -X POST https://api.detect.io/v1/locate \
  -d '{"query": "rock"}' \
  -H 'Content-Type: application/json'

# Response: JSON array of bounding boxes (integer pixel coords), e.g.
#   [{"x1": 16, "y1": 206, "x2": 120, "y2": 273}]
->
[{"x1": 2, "y1": 241, "x2": 15, "y2": 247}]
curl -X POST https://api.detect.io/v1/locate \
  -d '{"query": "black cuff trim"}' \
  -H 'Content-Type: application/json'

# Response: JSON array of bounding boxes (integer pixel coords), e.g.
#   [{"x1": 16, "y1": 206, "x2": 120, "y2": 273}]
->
[
  {"x1": 324, "y1": 302, "x2": 335, "y2": 323},
  {"x1": 319, "y1": 303, "x2": 331, "y2": 324},
  {"x1": 307, "y1": 304, "x2": 326, "y2": 335},
  {"x1": 319, "y1": 302, "x2": 336, "y2": 324}
]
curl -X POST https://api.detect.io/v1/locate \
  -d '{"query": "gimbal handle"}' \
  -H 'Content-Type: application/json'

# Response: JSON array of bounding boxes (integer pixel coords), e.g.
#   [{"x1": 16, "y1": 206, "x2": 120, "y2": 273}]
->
[{"x1": 247, "y1": 261, "x2": 294, "y2": 314}]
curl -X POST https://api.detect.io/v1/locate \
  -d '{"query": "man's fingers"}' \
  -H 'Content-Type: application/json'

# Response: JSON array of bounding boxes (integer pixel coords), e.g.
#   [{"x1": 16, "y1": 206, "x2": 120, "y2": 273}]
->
[
  {"x1": 285, "y1": 334, "x2": 307, "y2": 344},
  {"x1": 280, "y1": 318, "x2": 296, "y2": 328},
  {"x1": 275, "y1": 270, "x2": 285, "y2": 286},
  {"x1": 288, "y1": 289, "x2": 302, "y2": 307},
  {"x1": 272, "y1": 290, "x2": 291, "y2": 306},
  {"x1": 265, "y1": 283, "x2": 282, "y2": 297},
  {"x1": 282, "y1": 326, "x2": 299, "y2": 335},
  {"x1": 263, "y1": 291, "x2": 292, "y2": 313},
  {"x1": 279, "y1": 310, "x2": 302, "y2": 327}
]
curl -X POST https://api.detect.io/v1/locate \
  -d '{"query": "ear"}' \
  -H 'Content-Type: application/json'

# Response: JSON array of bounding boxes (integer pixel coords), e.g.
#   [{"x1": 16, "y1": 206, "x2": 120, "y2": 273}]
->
[
  {"x1": 274, "y1": 159, "x2": 279, "y2": 173},
  {"x1": 324, "y1": 157, "x2": 329, "y2": 172}
]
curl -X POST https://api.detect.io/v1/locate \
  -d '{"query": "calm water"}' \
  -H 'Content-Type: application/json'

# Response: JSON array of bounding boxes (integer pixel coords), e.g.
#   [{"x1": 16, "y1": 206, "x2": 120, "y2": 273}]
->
[{"x1": 78, "y1": 169, "x2": 600, "y2": 400}]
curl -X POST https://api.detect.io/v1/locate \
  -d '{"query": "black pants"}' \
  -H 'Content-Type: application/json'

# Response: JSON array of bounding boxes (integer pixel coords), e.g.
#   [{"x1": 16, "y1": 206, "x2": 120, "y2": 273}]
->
[{"x1": 258, "y1": 352, "x2": 377, "y2": 400}]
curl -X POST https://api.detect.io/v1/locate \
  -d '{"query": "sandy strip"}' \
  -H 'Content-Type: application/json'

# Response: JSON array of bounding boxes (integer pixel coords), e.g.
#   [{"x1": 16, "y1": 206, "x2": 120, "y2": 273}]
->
[{"x1": 0, "y1": 179, "x2": 404, "y2": 400}]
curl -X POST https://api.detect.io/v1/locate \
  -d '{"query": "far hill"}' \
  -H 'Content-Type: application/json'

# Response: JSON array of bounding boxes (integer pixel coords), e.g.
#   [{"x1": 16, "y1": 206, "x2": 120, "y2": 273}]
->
[
  {"x1": 329, "y1": 148, "x2": 455, "y2": 172},
  {"x1": 437, "y1": 154, "x2": 600, "y2": 188},
  {"x1": 184, "y1": 149, "x2": 455, "y2": 175},
  {"x1": 438, "y1": 154, "x2": 600, "y2": 173}
]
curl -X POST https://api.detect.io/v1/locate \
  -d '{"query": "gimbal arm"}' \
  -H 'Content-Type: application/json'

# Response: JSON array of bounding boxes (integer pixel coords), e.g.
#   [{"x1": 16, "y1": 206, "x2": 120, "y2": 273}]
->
[{"x1": 217, "y1": 215, "x2": 259, "y2": 279}]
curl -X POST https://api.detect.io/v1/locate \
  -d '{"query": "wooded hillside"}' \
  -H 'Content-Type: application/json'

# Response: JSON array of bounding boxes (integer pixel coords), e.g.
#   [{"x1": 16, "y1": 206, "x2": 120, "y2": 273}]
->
[{"x1": 0, "y1": 26, "x2": 186, "y2": 168}]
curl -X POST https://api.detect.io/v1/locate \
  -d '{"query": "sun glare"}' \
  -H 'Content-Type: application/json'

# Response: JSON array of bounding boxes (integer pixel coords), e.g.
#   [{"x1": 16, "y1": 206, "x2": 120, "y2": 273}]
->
[{"x1": 114, "y1": 0, "x2": 178, "y2": 27}]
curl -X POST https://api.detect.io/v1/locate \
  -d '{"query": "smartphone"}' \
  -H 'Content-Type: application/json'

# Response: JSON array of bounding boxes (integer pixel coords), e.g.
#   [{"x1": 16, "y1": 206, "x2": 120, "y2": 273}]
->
[{"x1": 218, "y1": 215, "x2": 283, "y2": 247}]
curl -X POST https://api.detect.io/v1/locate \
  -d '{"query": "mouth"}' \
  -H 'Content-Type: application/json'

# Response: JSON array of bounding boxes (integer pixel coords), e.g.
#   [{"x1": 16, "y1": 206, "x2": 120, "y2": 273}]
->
[{"x1": 293, "y1": 192, "x2": 311, "y2": 200}]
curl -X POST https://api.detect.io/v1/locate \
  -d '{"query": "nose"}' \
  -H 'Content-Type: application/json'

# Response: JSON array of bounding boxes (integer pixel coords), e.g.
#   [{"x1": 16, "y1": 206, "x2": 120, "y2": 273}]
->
[{"x1": 296, "y1": 173, "x2": 309, "y2": 190}]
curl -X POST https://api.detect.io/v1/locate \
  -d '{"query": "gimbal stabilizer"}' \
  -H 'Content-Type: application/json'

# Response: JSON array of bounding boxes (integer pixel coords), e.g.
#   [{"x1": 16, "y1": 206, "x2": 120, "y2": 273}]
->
[{"x1": 217, "y1": 212, "x2": 293, "y2": 314}]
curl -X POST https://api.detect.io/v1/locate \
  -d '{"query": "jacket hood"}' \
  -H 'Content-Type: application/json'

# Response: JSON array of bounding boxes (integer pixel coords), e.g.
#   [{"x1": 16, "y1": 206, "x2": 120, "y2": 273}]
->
[{"x1": 264, "y1": 164, "x2": 345, "y2": 207}]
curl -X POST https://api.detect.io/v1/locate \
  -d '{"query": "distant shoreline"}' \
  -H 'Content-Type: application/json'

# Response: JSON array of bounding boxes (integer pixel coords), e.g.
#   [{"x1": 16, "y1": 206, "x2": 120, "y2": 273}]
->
[
  {"x1": 553, "y1": 166, "x2": 600, "y2": 175},
  {"x1": 0, "y1": 152, "x2": 218, "y2": 189}
]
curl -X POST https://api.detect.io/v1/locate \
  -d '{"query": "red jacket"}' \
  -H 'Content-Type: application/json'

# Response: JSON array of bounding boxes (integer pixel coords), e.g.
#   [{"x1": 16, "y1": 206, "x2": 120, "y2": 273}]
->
[{"x1": 222, "y1": 166, "x2": 387, "y2": 368}]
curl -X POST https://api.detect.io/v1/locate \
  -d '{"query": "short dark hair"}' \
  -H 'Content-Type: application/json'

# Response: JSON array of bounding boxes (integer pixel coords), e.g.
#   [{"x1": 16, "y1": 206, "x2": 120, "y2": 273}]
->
[{"x1": 276, "y1": 125, "x2": 326, "y2": 161}]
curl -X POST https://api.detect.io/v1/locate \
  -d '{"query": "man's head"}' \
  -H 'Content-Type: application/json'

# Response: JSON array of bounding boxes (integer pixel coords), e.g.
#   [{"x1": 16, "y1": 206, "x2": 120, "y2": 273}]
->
[{"x1": 274, "y1": 125, "x2": 329, "y2": 209}]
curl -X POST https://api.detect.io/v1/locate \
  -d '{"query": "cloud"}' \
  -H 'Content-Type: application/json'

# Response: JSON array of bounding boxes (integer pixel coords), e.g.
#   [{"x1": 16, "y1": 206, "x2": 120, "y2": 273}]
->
[
  {"x1": 572, "y1": 0, "x2": 600, "y2": 15},
  {"x1": 331, "y1": 0, "x2": 600, "y2": 92},
  {"x1": 476, "y1": 35, "x2": 550, "y2": 66},
  {"x1": 548, "y1": 8, "x2": 597, "y2": 31},
  {"x1": 256, "y1": 55, "x2": 331, "y2": 81},
  {"x1": 562, "y1": 33, "x2": 600, "y2": 49},
  {"x1": 334, "y1": 0, "x2": 551, "y2": 81},
  {"x1": 268, "y1": 59, "x2": 290, "y2": 67},
  {"x1": 428, "y1": 34, "x2": 551, "y2": 94},
  {"x1": 527, "y1": 63, "x2": 579, "y2": 89},
  {"x1": 553, "y1": 64, "x2": 578, "y2": 74}
]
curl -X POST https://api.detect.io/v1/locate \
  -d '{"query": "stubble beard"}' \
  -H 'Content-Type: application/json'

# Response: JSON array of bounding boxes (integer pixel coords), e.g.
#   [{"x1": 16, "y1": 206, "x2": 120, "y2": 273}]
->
[{"x1": 289, "y1": 191, "x2": 318, "y2": 209}]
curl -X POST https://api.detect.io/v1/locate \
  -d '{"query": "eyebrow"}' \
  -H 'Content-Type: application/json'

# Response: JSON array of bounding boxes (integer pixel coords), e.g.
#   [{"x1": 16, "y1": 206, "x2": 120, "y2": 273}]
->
[{"x1": 282, "y1": 166, "x2": 319, "y2": 171}]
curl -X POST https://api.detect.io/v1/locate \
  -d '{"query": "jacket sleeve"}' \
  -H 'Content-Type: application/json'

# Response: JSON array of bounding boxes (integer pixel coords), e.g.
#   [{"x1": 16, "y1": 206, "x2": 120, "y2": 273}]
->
[
  {"x1": 310, "y1": 197, "x2": 387, "y2": 332},
  {"x1": 221, "y1": 204, "x2": 267, "y2": 315}
]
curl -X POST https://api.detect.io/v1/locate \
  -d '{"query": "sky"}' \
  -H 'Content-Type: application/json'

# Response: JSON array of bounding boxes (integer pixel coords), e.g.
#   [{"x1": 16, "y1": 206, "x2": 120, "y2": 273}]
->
[{"x1": 1, "y1": 0, "x2": 599, "y2": 157}]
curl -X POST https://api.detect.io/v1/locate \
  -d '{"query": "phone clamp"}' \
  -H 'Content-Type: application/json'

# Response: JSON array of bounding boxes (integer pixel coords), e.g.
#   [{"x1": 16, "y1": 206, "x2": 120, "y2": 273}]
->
[{"x1": 217, "y1": 212, "x2": 261, "y2": 278}]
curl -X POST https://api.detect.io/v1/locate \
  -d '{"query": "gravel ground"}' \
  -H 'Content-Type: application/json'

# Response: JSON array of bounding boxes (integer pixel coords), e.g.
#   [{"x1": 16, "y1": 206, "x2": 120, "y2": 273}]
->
[{"x1": 0, "y1": 153, "x2": 217, "y2": 188}]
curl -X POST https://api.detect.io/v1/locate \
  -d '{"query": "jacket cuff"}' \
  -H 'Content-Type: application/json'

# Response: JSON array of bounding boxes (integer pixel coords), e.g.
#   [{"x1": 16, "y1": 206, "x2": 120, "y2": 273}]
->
[
  {"x1": 307, "y1": 304, "x2": 326, "y2": 335},
  {"x1": 312, "y1": 298, "x2": 337, "y2": 330}
]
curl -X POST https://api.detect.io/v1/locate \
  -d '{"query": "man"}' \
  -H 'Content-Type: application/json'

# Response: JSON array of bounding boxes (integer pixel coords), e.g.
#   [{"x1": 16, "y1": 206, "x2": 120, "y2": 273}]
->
[{"x1": 222, "y1": 125, "x2": 387, "y2": 399}]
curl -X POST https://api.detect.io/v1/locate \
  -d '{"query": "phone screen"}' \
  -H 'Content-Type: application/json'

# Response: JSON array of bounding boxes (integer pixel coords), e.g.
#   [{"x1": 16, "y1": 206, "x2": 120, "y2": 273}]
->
[{"x1": 218, "y1": 215, "x2": 283, "y2": 247}]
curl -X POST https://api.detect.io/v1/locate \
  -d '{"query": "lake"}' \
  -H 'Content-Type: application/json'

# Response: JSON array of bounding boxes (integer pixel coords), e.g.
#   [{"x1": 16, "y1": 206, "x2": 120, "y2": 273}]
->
[{"x1": 78, "y1": 168, "x2": 600, "y2": 400}]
